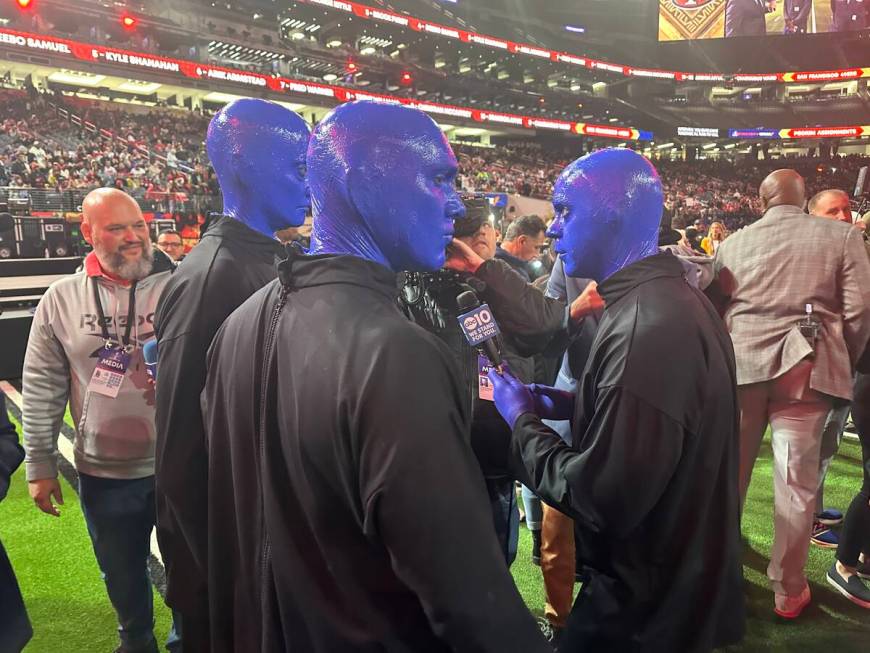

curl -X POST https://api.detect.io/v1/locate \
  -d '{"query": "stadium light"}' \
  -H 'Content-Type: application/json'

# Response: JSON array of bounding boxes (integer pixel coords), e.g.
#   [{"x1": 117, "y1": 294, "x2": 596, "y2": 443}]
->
[
  {"x1": 565, "y1": 25, "x2": 586, "y2": 34},
  {"x1": 400, "y1": 71, "x2": 413, "y2": 85},
  {"x1": 121, "y1": 15, "x2": 137, "y2": 29},
  {"x1": 16, "y1": 0, "x2": 34, "y2": 8},
  {"x1": 345, "y1": 60, "x2": 358, "y2": 74}
]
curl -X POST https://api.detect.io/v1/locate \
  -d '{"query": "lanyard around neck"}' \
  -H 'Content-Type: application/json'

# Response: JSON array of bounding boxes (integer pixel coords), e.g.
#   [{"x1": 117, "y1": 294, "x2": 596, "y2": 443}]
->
[{"x1": 91, "y1": 277, "x2": 138, "y2": 348}]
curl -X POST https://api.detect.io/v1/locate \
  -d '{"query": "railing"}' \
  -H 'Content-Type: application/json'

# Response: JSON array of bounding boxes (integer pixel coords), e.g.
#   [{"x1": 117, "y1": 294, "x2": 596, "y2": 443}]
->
[
  {"x1": 0, "y1": 186, "x2": 221, "y2": 216},
  {"x1": 47, "y1": 102, "x2": 198, "y2": 175}
]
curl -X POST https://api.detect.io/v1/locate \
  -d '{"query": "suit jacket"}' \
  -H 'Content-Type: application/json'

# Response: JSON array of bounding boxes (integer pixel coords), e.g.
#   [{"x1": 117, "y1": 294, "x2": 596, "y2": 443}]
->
[
  {"x1": 726, "y1": 0, "x2": 770, "y2": 36},
  {"x1": 713, "y1": 205, "x2": 870, "y2": 399},
  {"x1": 831, "y1": 0, "x2": 868, "y2": 31}
]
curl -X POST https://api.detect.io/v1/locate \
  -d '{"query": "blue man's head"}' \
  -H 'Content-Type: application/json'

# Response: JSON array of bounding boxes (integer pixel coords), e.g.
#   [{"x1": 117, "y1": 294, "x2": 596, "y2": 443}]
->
[
  {"x1": 307, "y1": 101, "x2": 465, "y2": 272},
  {"x1": 549, "y1": 148, "x2": 662, "y2": 282},
  {"x1": 207, "y1": 98, "x2": 311, "y2": 237}
]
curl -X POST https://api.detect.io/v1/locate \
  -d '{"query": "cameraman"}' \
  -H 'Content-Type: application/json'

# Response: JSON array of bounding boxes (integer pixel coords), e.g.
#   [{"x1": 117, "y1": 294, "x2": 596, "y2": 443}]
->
[{"x1": 400, "y1": 198, "x2": 602, "y2": 564}]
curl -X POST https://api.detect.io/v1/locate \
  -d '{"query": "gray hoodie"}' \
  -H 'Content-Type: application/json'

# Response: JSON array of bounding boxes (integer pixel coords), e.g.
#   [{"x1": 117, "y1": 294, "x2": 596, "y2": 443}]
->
[{"x1": 22, "y1": 255, "x2": 171, "y2": 481}]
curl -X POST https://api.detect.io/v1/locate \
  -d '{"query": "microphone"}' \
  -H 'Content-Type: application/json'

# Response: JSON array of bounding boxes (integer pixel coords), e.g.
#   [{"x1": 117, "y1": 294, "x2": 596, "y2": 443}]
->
[
  {"x1": 456, "y1": 290, "x2": 503, "y2": 369},
  {"x1": 143, "y1": 339, "x2": 158, "y2": 382}
]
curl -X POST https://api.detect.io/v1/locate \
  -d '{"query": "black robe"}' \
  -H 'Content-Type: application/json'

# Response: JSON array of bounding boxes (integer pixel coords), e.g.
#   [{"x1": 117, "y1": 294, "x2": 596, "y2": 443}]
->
[
  {"x1": 202, "y1": 251, "x2": 550, "y2": 653},
  {"x1": 510, "y1": 253, "x2": 745, "y2": 653},
  {"x1": 154, "y1": 216, "x2": 284, "y2": 621}
]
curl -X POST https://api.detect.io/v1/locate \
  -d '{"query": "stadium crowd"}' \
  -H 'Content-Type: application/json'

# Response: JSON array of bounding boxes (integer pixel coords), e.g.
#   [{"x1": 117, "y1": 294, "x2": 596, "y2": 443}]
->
[
  {"x1": 2, "y1": 87, "x2": 869, "y2": 242},
  {"x1": 0, "y1": 89, "x2": 217, "y2": 200},
  {"x1": 456, "y1": 142, "x2": 870, "y2": 231},
  {"x1": 2, "y1": 93, "x2": 870, "y2": 653}
]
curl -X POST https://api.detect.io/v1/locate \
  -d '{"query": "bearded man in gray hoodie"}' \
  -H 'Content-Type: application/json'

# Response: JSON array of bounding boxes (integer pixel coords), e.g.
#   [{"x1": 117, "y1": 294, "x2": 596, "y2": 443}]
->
[{"x1": 22, "y1": 188, "x2": 176, "y2": 653}]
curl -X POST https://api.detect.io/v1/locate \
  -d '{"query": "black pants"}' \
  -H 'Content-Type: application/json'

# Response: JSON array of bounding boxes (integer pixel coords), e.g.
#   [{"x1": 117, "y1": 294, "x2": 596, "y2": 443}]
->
[{"x1": 837, "y1": 373, "x2": 870, "y2": 567}]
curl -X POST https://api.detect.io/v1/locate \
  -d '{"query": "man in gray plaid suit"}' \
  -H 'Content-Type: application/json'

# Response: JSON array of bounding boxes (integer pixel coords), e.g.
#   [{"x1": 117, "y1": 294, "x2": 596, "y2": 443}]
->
[{"x1": 714, "y1": 169, "x2": 870, "y2": 619}]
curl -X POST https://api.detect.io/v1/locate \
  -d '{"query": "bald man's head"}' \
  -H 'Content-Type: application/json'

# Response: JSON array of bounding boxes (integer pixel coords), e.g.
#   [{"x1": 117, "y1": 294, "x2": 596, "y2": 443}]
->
[
  {"x1": 809, "y1": 189, "x2": 852, "y2": 224},
  {"x1": 759, "y1": 169, "x2": 806, "y2": 213},
  {"x1": 81, "y1": 188, "x2": 153, "y2": 281}
]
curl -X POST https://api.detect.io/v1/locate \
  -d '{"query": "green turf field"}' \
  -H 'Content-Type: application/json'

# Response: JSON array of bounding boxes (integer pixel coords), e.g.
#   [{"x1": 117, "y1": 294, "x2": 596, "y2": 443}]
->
[
  {"x1": 512, "y1": 435, "x2": 870, "y2": 651},
  {"x1": 0, "y1": 409, "x2": 867, "y2": 651},
  {"x1": 0, "y1": 411, "x2": 173, "y2": 653}
]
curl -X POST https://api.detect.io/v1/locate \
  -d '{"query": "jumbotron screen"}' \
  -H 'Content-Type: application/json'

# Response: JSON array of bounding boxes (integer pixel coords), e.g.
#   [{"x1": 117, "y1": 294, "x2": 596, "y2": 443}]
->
[{"x1": 659, "y1": 0, "x2": 868, "y2": 41}]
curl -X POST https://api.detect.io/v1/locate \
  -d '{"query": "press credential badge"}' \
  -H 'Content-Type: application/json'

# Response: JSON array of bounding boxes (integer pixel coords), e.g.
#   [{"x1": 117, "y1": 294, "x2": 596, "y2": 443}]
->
[{"x1": 88, "y1": 344, "x2": 132, "y2": 398}]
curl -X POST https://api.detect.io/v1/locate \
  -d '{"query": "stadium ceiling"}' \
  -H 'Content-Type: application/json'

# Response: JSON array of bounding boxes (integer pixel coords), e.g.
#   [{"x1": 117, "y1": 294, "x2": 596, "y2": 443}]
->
[
  {"x1": 388, "y1": 0, "x2": 653, "y2": 50},
  {"x1": 230, "y1": 0, "x2": 870, "y2": 73}
]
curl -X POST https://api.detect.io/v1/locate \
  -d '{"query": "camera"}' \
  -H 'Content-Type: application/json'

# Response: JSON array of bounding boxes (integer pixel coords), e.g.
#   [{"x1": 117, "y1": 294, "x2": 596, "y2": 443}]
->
[{"x1": 453, "y1": 195, "x2": 495, "y2": 239}]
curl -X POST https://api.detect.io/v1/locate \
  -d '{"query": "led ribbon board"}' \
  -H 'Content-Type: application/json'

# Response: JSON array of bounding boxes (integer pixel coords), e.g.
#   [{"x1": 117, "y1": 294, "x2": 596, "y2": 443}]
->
[
  {"x1": 0, "y1": 28, "x2": 648, "y2": 141},
  {"x1": 293, "y1": 0, "x2": 870, "y2": 84}
]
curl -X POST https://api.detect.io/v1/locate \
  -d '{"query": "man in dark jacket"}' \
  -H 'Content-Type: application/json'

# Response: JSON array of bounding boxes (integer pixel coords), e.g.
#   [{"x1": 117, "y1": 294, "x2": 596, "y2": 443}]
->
[
  {"x1": 153, "y1": 99, "x2": 310, "y2": 649},
  {"x1": 726, "y1": 0, "x2": 773, "y2": 36},
  {"x1": 202, "y1": 101, "x2": 550, "y2": 652},
  {"x1": 489, "y1": 149, "x2": 746, "y2": 652},
  {"x1": 400, "y1": 198, "x2": 599, "y2": 565},
  {"x1": 784, "y1": 0, "x2": 812, "y2": 32},
  {"x1": 831, "y1": 0, "x2": 868, "y2": 30},
  {"x1": 0, "y1": 393, "x2": 31, "y2": 653},
  {"x1": 495, "y1": 214, "x2": 548, "y2": 282}
]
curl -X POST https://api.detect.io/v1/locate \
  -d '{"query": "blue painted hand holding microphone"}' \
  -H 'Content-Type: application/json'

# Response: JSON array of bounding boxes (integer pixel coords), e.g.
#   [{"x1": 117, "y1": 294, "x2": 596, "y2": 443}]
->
[{"x1": 457, "y1": 283, "x2": 574, "y2": 428}]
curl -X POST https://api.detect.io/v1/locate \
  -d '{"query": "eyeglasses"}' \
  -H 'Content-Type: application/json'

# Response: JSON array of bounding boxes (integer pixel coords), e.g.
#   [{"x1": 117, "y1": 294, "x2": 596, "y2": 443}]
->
[{"x1": 159, "y1": 241, "x2": 183, "y2": 248}]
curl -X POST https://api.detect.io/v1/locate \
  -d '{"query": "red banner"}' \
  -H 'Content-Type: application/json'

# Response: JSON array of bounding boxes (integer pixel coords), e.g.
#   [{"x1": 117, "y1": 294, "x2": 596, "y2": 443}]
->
[
  {"x1": 292, "y1": 0, "x2": 870, "y2": 85},
  {"x1": 0, "y1": 27, "x2": 646, "y2": 140},
  {"x1": 785, "y1": 126, "x2": 867, "y2": 139}
]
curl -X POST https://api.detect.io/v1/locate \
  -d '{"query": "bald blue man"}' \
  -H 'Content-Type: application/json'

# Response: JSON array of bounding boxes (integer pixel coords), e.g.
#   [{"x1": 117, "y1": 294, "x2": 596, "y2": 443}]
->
[
  {"x1": 202, "y1": 101, "x2": 550, "y2": 652},
  {"x1": 154, "y1": 98, "x2": 311, "y2": 650},
  {"x1": 489, "y1": 149, "x2": 746, "y2": 652}
]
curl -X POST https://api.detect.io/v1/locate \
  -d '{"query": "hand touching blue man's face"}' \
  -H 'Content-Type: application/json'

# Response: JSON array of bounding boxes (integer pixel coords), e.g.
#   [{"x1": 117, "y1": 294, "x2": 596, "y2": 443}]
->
[
  {"x1": 548, "y1": 149, "x2": 663, "y2": 282},
  {"x1": 308, "y1": 101, "x2": 465, "y2": 272}
]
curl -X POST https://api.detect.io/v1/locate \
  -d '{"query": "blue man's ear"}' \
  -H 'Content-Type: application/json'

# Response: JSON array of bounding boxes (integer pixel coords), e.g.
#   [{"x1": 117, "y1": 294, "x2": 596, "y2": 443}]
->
[{"x1": 346, "y1": 164, "x2": 378, "y2": 226}]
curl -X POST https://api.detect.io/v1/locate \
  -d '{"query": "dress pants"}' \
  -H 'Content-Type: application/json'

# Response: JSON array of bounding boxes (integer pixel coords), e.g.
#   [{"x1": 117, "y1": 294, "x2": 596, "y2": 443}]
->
[
  {"x1": 485, "y1": 476, "x2": 519, "y2": 566},
  {"x1": 816, "y1": 402, "x2": 850, "y2": 513},
  {"x1": 737, "y1": 360, "x2": 832, "y2": 597},
  {"x1": 540, "y1": 503, "x2": 575, "y2": 628}
]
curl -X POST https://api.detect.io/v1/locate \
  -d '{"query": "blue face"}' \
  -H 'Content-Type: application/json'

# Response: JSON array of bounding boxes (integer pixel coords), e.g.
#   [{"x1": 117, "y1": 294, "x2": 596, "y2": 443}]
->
[
  {"x1": 308, "y1": 101, "x2": 465, "y2": 272},
  {"x1": 549, "y1": 149, "x2": 663, "y2": 282},
  {"x1": 362, "y1": 132, "x2": 464, "y2": 271},
  {"x1": 207, "y1": 98, "x2": 311, "y2": 237}
]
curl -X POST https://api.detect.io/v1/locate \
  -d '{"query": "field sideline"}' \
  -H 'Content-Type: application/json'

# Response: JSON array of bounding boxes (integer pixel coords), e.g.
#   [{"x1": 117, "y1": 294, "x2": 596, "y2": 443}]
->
[{"x1": 0, "y1": 390, "x2": 867, "y2": 651}]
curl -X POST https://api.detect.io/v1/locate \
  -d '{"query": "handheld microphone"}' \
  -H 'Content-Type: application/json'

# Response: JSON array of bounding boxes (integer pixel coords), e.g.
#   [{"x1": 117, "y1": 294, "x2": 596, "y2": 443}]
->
[
  {"x1": 143, "y1": 339, "x2": 158, "y2": 382},
  {"x1": 456, "y1": 290, "x2": 503, "y2": 369}
]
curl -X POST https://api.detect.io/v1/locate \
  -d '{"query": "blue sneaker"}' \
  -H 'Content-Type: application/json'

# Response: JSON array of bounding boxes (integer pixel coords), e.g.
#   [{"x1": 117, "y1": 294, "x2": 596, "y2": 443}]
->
[
  {"x1": 811, "y1": 520, "x2": 839, "y2": 548},
  {"x1": 817, "y1": 509, "x2": 844, "y2": 526}
]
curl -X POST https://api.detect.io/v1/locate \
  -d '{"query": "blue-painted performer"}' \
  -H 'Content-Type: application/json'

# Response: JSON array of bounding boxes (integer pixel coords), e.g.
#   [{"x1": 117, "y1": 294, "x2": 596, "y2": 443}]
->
[
  {"x1": 154, "y1": 98, "x2": 311, "y2": 651},
  {"x1": 202, "y1": 101, "x2": 551, "y2": 652},
  {"x1": 488, "y1": 148, "x2": 747, "y2": 652}
]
